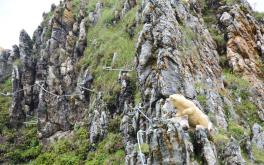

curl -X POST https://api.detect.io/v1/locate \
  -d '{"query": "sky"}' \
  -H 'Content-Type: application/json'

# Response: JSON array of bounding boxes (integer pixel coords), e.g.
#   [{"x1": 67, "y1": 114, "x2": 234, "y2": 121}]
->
[
  {"x1": 0, "y1": 0, "x2": 60, "y2": 49},
  {"x1": 0, "y1": 0, "x2": 263, "y2": 49},
  {"x1": 248, "y1": 0, "x2": 264, "y2": 12}
]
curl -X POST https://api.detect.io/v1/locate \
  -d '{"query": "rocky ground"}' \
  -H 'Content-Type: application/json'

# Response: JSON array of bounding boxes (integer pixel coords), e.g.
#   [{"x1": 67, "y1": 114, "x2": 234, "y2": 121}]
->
[{"x1": 0, "y1": 0, "x2": 263, "y2": 164}]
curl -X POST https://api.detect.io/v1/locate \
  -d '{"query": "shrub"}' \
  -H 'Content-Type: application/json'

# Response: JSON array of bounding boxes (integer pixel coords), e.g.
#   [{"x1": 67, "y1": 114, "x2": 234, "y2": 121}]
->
[
  {"x1": 54, "y1": 153, "x2": 80, "y2": 165},
  {"x1": 32, "y1": 127, "x2": 89, "y2": 164},
  {"x1": 136, "y1": 143, "x2": 150, "y2": 154},
  {"x1": 35, "y1": 152, "x2": 56, "y2": 165},
  {"x1": 108, "y1": 117, "x2": 121, "y2": 133},
  {"x1": 197, "y1": 95, "x2": 207, "y2": 108},
  {"x1": 212, "y1": 132, "x2": 229, "y2": 153},
  {"x1": 228, "y1": 122, "x2": 246, "y2": 141},
  {"x1": 252, "y1": 145, "x2": 264, "y2": 164},
  {"x1": 86, "y1": 133, "x2": 125, "y2": 165},
  {"x1": 253, "y1": 12, "x2": 264, "y2": 21}
]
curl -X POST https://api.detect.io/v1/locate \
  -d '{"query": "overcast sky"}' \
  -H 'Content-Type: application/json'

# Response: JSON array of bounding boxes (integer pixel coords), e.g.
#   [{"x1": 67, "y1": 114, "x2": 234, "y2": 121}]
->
[
  {"x1": 0, "y1": 0, "x2": 60, "y2": 49},
  {"x1": 0, "y1": 0, "x2": 263, "y2": 49}
]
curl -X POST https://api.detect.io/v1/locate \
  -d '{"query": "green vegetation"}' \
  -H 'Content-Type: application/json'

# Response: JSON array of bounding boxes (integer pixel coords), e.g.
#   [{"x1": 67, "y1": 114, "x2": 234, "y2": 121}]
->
[
  {"x1": 212, "y1": 130, "x2": 229, "y2": 153},
  {"x1": 0, "y1": 125, "x2": 41, "y2": 164},
  {"x1": 32, "y1": 127, "x2": 89, "y2": 165},
  {"x1": 108, "y1": 116, "x2": 122, "y2": 133},
  {"x1": 197, "y1": 95, "x2": 207, "y2": 108},
  {"x1": 178, "y1": 25, "x2": 198, "y2": 51},
  {"x1": 222, "y1": 0, "x2": 241, "y2": 5},
  {"x1": 136, "y1": 143, "x2": 150, "y2": 154},
  {"x1": 86, "y1": 133, "x2": 125, "y2": 165},
  {"x1": 223, "y1": 70, "x2": 261, "y2": 126},
  {"x1": 227, "y1": 122, "x2": 248, "y2": 141},
  {"x1": 252, "y1": 145, "x2": 264, "y2": 164},
  {"x1": 0, "y1": 78, "x2": 12, "y2": 133},
  {"x1": 224, "y1": 70, "x2": 250, "y2": 89},
  {"x1": 201, "y1": 2, "x2": 227, "y2": 55},
  {"x1": 72, "y1": 0, "x2": 81, "y2": 17},
  {"x1": 254, "y1": 12, "x2": 264, "y2": 21},
  {"x1": 78, "y1": 0, "x2": 141, "y2": 108}
]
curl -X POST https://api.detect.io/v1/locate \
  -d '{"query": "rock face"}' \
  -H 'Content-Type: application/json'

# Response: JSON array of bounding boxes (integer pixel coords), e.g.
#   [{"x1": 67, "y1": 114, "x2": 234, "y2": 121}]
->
[
  {"x1": 36, "y1": 0, "x2": 89, "y2": 138},
  {"x1": 8, "y1": 0, "x2": 90, "y2": 136},
  {"x1": 121, "y1": 0, "x2": 231, "y2": 163},
  {"x1": 194, "y1": 129, "x2": 217, "y2": 165},
  {"x1": 252, "y1": 123, "x2": 264, "y2": 150},
  {"x1": 0, "y1": 49, "x2": 12, "y2": 82},
  {"x1": 9, "y1": 30, "x2": 36, "y2": 127},
  {"x1": 136, "y1": 0, "x2": 227, "y2": 129},
  {"x1": 19, "y1": 30, "x2": 36, "y2": 115},
  {"x1": 88, "y1": 2, "x2": 103, "y2": 25},
  {"x1": 221, "y1": 6, "x2": 263, "y2": 78},
  {"x1": 219, "y1": 4, "x2": 264, "y2": 121},
  {"x1": 223, "y1": 138, "x2": 246, "y2": 165},
  {"x1": 122, "y1": 0, "x2": 137, "y2": 17},
  {"x1": 9, "y1": 64, "x2": 25, "y2": 127},
  {"x1": 4, "y1": 0, "x2": 264, "y2": 164}
]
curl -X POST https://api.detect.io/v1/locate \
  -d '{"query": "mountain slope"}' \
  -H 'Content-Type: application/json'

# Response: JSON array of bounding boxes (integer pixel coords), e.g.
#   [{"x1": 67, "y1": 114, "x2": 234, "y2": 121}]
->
[{"x1": 0, "y1": 0, "x2": 264, "y2": 164}]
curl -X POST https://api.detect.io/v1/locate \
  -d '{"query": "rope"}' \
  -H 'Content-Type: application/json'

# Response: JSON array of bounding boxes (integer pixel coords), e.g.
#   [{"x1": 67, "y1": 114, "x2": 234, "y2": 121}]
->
[
  {"x1": 137, "y1": 130, "x2": 147, "y2": 165},
  {"x1": 24, "y1": 121, "x2": 38, "y2": 125},
  {"x1": 36, "y1": 83, "x2": 60, "y2": 97},
  {"x1": 135, "y1": 107, "x2": 152, "y2": 123},
  {"x1": 103, "y1": 66, "x2": 133, "y2": 72},
  {"x1": 36, "y1": 82, "x2": 97, "y2": 98},
  {"x1": 0, "y1": 82, "x2": 97, "y2": 98},
  {"x1": 0, "y1": 92, "x2": 12, "y2": 96},
  {"x1": 134, "y1": 107, "x2": 153, "y2": 165},
  {"x1": 78, "y1": 85, "x2": 98, "y2": 94},
  {"x1": 0, "y1": 84, "x2": 37, "y2": 97}
]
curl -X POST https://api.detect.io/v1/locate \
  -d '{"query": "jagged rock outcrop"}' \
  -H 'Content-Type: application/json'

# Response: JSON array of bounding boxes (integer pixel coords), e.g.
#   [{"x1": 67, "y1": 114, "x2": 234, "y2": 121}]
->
[
  {"x1": 118, "y1": 71, "x2": 134, "y2": 114},
  {"x1": 37, "y1": 0, "x2": 89, "y2": 138},
  {"x1": 9, "y1": 30, "x2": 36, "y2": 127},
  {"x1": 19, "y1": 30, "x2": 36, "y2": 115},
  {"x1": 4, "y1": 0, "x2": 264, "y2": 164},
  {"x1": 89, "y1": 92, "x2": 108, "y2": 144},
  {"x1": 0, "y1": 49, "x2": 12, "y2": 82},
  {"x1": 223, "y1": 138, "x2": 246, "y2": 165},
  {"x1": 9, "y1": 64, "x2": 25, "y2": 127},
  {"x1": 136, "y1": 0, "x2": 227, "y2": 128},
  {"x1": 88, "y1": 2, "x2": 103, "y2": 25},
  {"x1": 8, "y1": 0, "x2": 91, "y2": 138},
  {"x1": 220, "y1": 5, "x2": 263, "y2": 78},
  {"x1": 219, "y1": 4, "x2": 264, "y2": 121},
  {"x1": 252, "y1": 123, "x2": 264, "y2": 150},
  {"x1": 122, "y1": 0, "x2": 137, "y2": 17},
  {"x1": 125, "y1": 0, "x2": 251, "y2": 163},
  {"x1": 146, "y1": 119, "x2": 195, "y2": 165},
  {"x1": 194, "y1": 128, "x2": 217, "y2": 165}
]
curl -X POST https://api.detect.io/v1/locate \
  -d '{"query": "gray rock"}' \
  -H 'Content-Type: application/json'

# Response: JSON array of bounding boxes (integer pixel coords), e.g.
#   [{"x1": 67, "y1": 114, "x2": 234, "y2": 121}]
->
[
  {"x1": 9, "y1": 65, "x2": 25, "y2": 127},
  {"x1": 89, "y1": 93, "x2": 109, "y2": 144},
  {"x1": 220, "y1": 12, "x2": 233, "y2": 27},
  {"x1": 121, "y1": 0, "x2": 137, "y2": 18},
  {"x1": 136, "y1": 0, "x2": 227, "y2": 129},
  {"x1": 0, "y1": 49, "x2": 12, "y2": 82},
  {"x1": 194, "y1": 128, "x2": 217, "y2": 165},
  {"x1": 223, "y1": 138, "x2": 246, "y2": 165},
  {"x1": 220, "y1": 4, "x2": 264, "y2": 122},
  {"x1": 19, "y1": 30, "x2": 36, "y2": 115},
  {"x1": 252, "y1": 123, "x2": 264, "y2": 150}
]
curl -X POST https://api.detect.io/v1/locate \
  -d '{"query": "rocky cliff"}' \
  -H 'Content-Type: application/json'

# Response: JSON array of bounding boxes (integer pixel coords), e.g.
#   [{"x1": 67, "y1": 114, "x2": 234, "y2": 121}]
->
[{"x1": 0, "y1": 0, "x2": 264, "y2": 164}]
